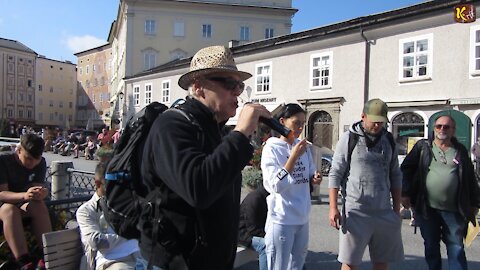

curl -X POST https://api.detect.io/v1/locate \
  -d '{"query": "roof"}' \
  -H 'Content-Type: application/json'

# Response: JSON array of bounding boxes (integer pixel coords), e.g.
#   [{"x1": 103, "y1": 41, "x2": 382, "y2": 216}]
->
[
  {"x1": 74, "y1": 43, "x2": 111, "y2": 56},
  {"x1": 0, "y1": 37, "x2": 37, "y2": 55},
  {"x1": 125, "y1": 0, "x2": 477, "y2": 81}
]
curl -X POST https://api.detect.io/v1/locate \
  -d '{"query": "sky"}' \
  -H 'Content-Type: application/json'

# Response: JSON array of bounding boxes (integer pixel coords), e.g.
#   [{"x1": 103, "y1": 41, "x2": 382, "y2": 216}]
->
[{"x1": 0, "y1": 0, "x2": 427, "y2": 64}]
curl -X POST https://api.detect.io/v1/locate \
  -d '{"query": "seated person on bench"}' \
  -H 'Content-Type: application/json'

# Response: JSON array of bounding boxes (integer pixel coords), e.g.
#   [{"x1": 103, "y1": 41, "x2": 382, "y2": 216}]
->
[
  {"x1": 0, "y1": 134, "x2": 51, "y2": 270},
  {"x1": 77, "y1": 162, "x2": 141, "y2": 270}
]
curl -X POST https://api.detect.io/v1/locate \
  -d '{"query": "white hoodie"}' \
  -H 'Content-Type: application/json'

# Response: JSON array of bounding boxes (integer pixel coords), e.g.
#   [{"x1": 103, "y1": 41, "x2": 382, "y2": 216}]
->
[{"x1": 261, "y1": 137, "x2": 316, "y2": 225}]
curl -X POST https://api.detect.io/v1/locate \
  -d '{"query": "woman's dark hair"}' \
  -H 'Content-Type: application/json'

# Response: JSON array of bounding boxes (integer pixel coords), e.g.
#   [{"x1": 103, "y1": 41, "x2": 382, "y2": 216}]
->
[{"x1": 275, "y1": 103, "x2": 306, "y2": 120}]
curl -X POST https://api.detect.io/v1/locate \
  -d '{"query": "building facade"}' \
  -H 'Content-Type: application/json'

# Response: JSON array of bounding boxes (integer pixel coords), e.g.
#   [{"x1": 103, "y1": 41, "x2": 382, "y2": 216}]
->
[
  {"x1": 108, "y1": 0, "x2": 297, "y2": 125},
  {"x1": 124, "y1": 0, "x2": 480, "y2": 153},
  {"x1": 75, "y1": 44, "x2": 113, "y2": 129},
  {"x1": 0, "y1": 38, "x2": 37, "y2": 128},
  {"x1": 35, "y1": 56, "x2": 77, "y2": 128}
]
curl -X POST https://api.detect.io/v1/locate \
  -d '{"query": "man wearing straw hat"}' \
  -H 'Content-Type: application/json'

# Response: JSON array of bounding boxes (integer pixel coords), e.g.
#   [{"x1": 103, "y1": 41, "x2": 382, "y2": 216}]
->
[{"x1": 139, "y1": 45, "x2": 271, "y2": 269}]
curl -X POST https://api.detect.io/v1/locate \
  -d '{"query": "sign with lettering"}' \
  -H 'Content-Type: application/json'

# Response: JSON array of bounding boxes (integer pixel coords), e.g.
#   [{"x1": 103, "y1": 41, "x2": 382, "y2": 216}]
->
[
  {"x1": 250, "y1": 97, "x2": 277, "y2": 103},
  {"x1": 454, "y1": 4, "x2": 476, "y2": 23}
]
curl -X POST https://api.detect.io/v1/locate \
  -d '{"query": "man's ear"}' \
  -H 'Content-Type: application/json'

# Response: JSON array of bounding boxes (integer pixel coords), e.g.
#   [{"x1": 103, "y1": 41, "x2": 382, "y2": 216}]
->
[{"x1": 193, "y1": 81, "x2": 205, "y2": 98}]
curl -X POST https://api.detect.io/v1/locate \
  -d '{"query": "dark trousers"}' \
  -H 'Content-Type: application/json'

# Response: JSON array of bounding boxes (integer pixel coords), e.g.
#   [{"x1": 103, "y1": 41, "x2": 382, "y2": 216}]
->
[{"x1": 417, "y1": 207, "x2": 468, "y2": 270}]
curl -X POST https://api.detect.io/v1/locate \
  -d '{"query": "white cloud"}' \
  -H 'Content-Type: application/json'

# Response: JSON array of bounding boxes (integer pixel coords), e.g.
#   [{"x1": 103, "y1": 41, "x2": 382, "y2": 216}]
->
[{"x1": 65, "y1": 35, "x2": 107, "y2": 54}]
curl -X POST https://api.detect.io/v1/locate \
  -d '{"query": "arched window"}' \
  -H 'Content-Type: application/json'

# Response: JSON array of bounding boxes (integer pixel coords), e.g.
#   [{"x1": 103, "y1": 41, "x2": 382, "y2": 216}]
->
[{"x1": 392, "y1": 112, "x2": 425, "y2": 155}]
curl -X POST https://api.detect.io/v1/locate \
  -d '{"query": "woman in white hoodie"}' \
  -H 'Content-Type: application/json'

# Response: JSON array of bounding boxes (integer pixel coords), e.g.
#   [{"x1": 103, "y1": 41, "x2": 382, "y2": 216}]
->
[{"x1": 261, "y1": 103, "x2": 321, "y2": 270}]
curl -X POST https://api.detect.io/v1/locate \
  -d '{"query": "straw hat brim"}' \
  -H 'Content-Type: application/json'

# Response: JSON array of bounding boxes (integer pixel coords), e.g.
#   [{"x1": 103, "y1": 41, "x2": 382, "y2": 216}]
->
[{"x1": 178, "y1": 68, "x2": 252, "y2": 90}]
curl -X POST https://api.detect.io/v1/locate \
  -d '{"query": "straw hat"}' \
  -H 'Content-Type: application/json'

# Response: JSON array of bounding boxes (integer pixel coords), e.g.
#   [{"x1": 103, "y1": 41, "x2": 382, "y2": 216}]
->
[{"x1": 178, "y1": 45, "x2": 252, "y2": 90}]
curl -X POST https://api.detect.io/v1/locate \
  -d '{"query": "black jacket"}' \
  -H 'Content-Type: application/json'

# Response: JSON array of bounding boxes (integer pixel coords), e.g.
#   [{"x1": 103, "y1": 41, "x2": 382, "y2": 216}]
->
[
  {"x1": 238, "y1": 186, "x2": 269, "y2": 247},
  {"x1": 140, "y1": 97, "x2": 253, "y2": 269},
  {"x1": 401, "y1": 138, "x2": 480, "y2": 224}
]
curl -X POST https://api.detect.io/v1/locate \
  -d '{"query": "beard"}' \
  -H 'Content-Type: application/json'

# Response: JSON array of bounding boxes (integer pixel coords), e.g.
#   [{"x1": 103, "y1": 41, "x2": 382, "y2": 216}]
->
[{"x1": 435, "y1": 133, "x2": 448, "y2": 140}]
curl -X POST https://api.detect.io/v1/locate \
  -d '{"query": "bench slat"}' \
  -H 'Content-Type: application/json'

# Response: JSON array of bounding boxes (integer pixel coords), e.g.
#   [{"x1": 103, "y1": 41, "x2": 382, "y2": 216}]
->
[
  {"x1": 42, "y1": 228, "x2": 83, "y2": 270},
  {"x1": 42, "y1": 228, "x2": 80, "y2": 246},
  {"x1": 44, "y1": 246, "x2": 82, "y2": 260}
]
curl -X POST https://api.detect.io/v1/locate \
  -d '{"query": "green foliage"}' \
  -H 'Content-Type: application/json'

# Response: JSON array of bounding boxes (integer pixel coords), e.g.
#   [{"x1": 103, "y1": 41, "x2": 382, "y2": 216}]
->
[
  {"x1": 96, "y1": 146, "x2": 114, "y2": 162},
  {"x1": 241, "y1": 168, "x2": 263, "y2": 189}
]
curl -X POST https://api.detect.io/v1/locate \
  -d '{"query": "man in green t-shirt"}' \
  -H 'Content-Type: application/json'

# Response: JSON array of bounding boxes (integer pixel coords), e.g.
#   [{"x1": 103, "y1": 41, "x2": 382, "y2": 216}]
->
[{"x1": 401, "y1": 115, "x2": 480, "y2": 270}]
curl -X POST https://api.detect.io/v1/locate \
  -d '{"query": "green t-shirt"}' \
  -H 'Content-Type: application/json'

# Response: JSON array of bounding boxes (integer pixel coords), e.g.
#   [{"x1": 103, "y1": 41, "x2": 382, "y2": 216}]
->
[{"x1": 425, "y1": 143, "x2": 458, "y2": 212}]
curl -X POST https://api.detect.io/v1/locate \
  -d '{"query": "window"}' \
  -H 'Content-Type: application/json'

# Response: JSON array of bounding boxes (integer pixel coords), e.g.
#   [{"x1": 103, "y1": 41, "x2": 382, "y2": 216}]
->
[
  {"x1": 7, "y1": 108, "x2": 13, "y2": 118},
  {"x1": 27, "y1": 94, "x2": 33, "y2": 103},
  {"x1": 27, "y1": 80, "x2": 32, "y2": 87},
  {"x1": 50, "y1": 113, "x2": 54, "y2": 121},
  {"x1": 18, "y1": 109, "x2": 23, "y2": 118},
  {"x1": 399, "y1": 34, "x2": 433, "y2": 81},
  {"x1": 49, "y1": 100, "x2": 53, "y2": 107},
  {"x1": 162, "y1": 80, "x2": 170, "y2": 103},
  {"x1": 255, "y1": 62, "x2": 272, "y2": 93},
  {"x1": 86, "y1": 65, "x2": 89, "y2": 74},
  {"x1": 144, "y1": 52, "x2": 156, "y2": 70},
  {"x1": 92, "y1": 93, "x2": 96, "y2": 103},
  {"x1": 265, "y1": 28, "x2": 274, "y2": 39},
  {"x1": 145, "y1": 84, "x2": 152, "y2": 104},
  {"x1": 133, "y1": 85, "x2": 140, "y2": 106},
  {"x1": 18, "y1": 92, "x2": 24, "y2": 102},
  {"x1": 93, "y1": 64, "x2": 96, "y2": 72},
  {"x1": 470, "y1": 25, "x2": 480, "y2": 76},
  {"x1": 50, "y1": 87, "x2": 53, "y2": 93},
  {"x1": 174, "y1": 21, "x2": 185, "y2": 37},
  {"x1": 240, "y1": 26, "x2": 250, "y2": 41},
  {"x1": 38, "y1": 85, "x2": 43, "y2": 91},
  {"x1": 202, "y1": 24, "x2": 212, "y2": 38},
  {"x1": 69, "y1": 102, "x2": 73, "y2": 108},
  {"x1": 59, "y1": 101, "x2": 63, "y2": 108},
  {"x1": 310, "y1": 52, "x2": 333, "y2": 89},
  {"x1": 145, "y1": 19, "x2": 156, "y2": 34},
  {"x1": 27, "y1": 109, "x2": 32, "y2": 119},
  {"x1": 392, "y1": 112, "x2": 425, "y2": 155},
  {"x1": 79, "y1": 67, "x2": 82, "y2": 75}
]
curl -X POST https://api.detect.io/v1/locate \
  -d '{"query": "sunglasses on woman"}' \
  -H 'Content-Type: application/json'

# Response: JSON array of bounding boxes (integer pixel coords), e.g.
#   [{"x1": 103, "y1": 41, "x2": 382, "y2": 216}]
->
[{"x1": 206, "y1": 77, "x2": 245, "y2": 93}]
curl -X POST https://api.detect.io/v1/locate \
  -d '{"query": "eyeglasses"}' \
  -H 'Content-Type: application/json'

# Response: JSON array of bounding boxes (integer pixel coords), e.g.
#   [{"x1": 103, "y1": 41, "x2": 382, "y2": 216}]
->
[
  {"x1": 206, "y1": 77, "x2": 245, "y2": 94},
  {"x1": 434, "y1": 124, "x2": 451, "y2": 130}
]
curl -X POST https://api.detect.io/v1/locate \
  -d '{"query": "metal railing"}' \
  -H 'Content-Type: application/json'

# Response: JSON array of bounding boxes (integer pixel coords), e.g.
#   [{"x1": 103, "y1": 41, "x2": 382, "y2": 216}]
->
[{"x1": 45, "y1": 167, "x2": 96, "y2": 229}]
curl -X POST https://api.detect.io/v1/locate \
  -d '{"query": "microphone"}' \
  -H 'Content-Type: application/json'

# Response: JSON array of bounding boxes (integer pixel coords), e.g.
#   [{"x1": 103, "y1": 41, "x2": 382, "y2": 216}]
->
[{"x1": 259, "y1": 117, "x2": 294, "y2": 140}]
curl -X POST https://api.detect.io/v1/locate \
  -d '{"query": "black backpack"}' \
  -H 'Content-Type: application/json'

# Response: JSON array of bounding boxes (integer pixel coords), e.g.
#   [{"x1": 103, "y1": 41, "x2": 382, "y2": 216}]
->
[
  {"x1": 102, "y1": 101, "x2": 168, "y2": 239},
  {"x1": 102, "y1": 100, "x2": 193, "y2": 240}
]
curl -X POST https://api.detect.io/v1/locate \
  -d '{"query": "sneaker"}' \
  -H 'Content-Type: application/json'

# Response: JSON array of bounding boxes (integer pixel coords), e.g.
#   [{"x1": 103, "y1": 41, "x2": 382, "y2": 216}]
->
[
  {"x1": 36, "y1": 259, "x2": 46, "y2": 270},
  {"x1": 409, "y1": 218, "x2": 416, "y2": 226}
]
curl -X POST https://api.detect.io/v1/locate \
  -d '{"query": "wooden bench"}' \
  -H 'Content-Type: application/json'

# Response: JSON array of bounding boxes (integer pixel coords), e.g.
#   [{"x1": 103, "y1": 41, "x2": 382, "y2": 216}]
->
[
  {"x1": 42, "y1": 228, "x2": 257, "y2": 269},
  {"x1": 42, "y1": 228, "x2": 83, "y2": 270}
]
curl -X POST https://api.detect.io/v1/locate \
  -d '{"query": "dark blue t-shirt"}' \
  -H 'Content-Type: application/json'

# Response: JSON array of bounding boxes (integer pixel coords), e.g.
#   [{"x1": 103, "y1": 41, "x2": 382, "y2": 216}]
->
[{"x1": 0, "y1": 153, "x2": 47, "y2": 192}]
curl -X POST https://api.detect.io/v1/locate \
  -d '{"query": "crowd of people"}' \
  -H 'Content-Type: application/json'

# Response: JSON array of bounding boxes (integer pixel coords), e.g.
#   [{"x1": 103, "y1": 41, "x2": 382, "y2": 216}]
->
[{"x1": 1, "y1": 45, "x2": 479, "y2": 270}]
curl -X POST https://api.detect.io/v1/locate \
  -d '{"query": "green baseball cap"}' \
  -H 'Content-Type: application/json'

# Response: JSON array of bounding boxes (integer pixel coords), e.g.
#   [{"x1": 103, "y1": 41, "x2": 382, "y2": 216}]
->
[{"x1": 363, "y1": 98, "x2": 389, "y2": 122}]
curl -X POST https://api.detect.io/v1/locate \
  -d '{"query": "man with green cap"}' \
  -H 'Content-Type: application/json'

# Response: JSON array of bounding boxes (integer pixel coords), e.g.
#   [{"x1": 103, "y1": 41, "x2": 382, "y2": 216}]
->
[{"x1": 328, "y1": 98, "x2": 404, "y2": 270}]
